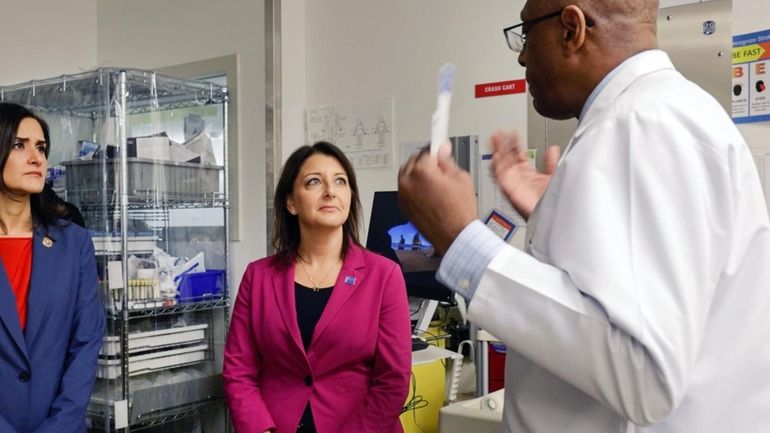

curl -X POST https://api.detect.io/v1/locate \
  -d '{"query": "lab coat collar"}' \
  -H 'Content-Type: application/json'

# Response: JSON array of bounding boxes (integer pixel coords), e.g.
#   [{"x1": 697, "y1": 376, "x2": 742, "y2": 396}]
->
[{"x1": 565, "y1": 49, "x2": 676, "y2": 157}]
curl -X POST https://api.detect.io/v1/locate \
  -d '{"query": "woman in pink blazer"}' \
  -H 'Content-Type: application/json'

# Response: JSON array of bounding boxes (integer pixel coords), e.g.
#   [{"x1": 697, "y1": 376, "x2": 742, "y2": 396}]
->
[{"x1": 224, "y1": 141, "x2": 412, "y2": 433}]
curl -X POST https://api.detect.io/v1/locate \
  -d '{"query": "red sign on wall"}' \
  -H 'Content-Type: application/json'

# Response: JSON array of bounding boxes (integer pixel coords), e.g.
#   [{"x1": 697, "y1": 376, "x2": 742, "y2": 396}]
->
[{"x1": 475, "y1": 79, "x2": 526, "y2": 98}]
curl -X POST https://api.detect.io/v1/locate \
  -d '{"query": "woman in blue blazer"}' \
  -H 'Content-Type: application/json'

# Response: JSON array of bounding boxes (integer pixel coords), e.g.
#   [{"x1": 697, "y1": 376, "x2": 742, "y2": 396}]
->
[{"x1": 0, "y1": 102, "x2": 105, "y2": 433}]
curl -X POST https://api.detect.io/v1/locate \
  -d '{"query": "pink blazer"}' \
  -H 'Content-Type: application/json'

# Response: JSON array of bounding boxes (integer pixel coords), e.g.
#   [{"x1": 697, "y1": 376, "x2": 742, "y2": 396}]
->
[{"x1": 224, "y1": 243, "x2": 412, "y2": 433}]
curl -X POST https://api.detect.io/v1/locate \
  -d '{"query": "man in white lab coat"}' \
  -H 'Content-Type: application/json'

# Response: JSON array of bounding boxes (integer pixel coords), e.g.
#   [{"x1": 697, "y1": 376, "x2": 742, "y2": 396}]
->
[{"x1": 398, "y1": 0, "x2": 770, "y2": 432}]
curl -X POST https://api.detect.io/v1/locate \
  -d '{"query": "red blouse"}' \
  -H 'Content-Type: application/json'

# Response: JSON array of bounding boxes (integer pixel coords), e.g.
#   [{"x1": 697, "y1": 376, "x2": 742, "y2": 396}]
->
[{"x1": 0, "y1": 237, "x2": 33, "y2": 331}]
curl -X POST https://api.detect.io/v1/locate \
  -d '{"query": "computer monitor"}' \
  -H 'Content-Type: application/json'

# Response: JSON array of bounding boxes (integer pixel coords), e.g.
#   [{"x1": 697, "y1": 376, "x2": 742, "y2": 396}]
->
[{"x1": 365, "y1": 191, "x2": 454, "y2": 303}]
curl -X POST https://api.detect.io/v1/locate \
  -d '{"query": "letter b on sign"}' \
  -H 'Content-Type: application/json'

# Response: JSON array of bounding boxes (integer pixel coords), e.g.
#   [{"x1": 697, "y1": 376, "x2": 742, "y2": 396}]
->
[{"x1": 733, "y1": 66, "x2": 744, "y2": 78}]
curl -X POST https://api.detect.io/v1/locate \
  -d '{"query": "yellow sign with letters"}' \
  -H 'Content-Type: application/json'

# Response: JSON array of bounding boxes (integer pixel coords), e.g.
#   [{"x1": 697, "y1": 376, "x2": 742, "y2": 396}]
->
[{"x1": 733, "y1": 44, "x2": 767, "y2": 64}]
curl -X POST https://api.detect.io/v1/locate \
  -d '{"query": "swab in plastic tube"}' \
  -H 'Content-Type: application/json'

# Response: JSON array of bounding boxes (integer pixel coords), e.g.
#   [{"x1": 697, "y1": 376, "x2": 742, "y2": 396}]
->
[{"x1": 430, "y1": 63, "x2": 456, "y2": 157}]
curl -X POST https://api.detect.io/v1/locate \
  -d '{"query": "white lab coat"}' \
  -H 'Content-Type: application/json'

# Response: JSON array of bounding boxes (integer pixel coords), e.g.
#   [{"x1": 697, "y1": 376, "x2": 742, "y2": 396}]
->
[{"x1": 468, "y1": 50, "x2": 770, "y2": 433}]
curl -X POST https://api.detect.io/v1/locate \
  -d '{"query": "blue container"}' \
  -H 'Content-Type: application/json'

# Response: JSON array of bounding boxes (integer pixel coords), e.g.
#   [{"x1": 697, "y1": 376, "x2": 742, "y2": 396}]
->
[{"x1": 177, "y1": 270, "x2": 225, "y2": 303}]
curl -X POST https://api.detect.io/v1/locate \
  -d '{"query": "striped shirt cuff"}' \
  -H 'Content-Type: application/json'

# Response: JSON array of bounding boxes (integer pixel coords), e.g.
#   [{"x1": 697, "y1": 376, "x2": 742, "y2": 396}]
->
[{"x1": 437, "y1": 220, "x2": 506, "y2": 302}]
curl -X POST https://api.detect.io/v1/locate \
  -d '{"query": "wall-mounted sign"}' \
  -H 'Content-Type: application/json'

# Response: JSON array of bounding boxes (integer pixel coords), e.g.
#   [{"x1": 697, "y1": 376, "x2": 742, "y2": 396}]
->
[
  {"x1": 474, "y1": 79, "x2": 526, "y2": 98},
  {"x1": 732, "y1": 29, "x2": 770, "y2": 124}
]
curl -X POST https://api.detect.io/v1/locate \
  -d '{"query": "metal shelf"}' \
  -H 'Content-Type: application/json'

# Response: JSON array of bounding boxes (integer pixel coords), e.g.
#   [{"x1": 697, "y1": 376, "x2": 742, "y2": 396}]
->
[
  {"x1": 6, "y1": 68, "x2": 231, "y2": 433},
  {"x1": 87, "y1": 397, "x2": 225, "y2": 432},
  {"x1": 1, "y1": 68, "x2": 227, "y2": 117},
  {"x1": 132, "y1": 398, "x2": 225, "y2": 430},
  {"x1": 106, "y1": 299, "x2": 230, "y2": 320},
  {"x1": 68, "y1": 190, "x2": 227, "y2": 210}
]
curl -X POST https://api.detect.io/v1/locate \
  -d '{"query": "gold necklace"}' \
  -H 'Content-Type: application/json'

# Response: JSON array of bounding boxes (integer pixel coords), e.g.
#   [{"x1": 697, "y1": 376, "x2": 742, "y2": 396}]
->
[{"x1": 298, "y1": 258, "x2": 341, "y2": 292}]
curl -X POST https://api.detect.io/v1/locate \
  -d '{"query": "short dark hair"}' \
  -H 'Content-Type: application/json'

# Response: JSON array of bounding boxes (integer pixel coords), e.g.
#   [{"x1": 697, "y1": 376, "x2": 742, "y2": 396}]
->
[
  {"x1": 272, "y1": 141, "x2": 362, "y2": 266},
  {"x1": 0, "y1": 102, "x2": 65, "y2": 229}
]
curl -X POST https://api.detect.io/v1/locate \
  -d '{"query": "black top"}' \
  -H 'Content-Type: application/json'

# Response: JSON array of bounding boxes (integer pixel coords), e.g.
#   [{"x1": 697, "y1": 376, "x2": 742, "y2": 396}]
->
[
  {"x1": 294, "y1": 282, "x2": 334, "y2": 350},
  {"x1": 295, "y1": 282, "x2": 334, "y2": 433}
]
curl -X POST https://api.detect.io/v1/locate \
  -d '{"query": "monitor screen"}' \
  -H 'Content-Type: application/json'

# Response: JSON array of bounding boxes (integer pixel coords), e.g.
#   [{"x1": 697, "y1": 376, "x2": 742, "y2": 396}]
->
[{"x1": 365, "y1": 191, "x2": 454, "y2": 302}]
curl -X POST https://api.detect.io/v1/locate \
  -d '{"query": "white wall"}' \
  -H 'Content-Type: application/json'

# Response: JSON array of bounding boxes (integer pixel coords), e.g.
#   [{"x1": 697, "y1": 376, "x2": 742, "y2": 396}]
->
[
  {"x1": 96, "y1": 0, "x2": 266, "y2": 286},
  {"x1": 0, "y1": 0, "x2": 97, "y2": 85},
  {"x1": 281, "y1": 1, "x2": 307, "y2": 161},
  {"x1": 294, "y1": 0, "x2": 529, "y2": 237},
  {"x1": 1, "y1": 0, "x2": 768, "y2": 286},
  {"x1": 291, "y1": 0, "x2": 770, "y2": 236}
]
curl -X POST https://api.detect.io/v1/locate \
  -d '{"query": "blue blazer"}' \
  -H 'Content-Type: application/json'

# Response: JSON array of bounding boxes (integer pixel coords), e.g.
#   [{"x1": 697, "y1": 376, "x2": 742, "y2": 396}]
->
[{"x1": 0, "y1": 222, "x2": 105, "y2": 433}]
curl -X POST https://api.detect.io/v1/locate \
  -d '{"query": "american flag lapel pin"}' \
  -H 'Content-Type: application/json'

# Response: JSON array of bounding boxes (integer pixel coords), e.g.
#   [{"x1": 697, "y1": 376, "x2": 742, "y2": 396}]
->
[{"x1": 344, "y1": 276, "x2": 356, "y2": 285}]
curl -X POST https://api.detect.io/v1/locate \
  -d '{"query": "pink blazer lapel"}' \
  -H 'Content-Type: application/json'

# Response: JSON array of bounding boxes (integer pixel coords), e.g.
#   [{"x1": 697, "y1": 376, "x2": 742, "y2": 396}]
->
[
  {"x1": 271, "y1": 260, "x2": 305, "y2": 354},
  {"x1": 310, "y1": 244, "x2": 366, "y2": 346}
]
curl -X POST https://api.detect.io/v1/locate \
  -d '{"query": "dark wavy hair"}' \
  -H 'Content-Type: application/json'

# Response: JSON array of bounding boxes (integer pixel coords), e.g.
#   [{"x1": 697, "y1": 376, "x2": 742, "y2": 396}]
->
[
  {"x1": 0, "y1": 102, "x2": 65, "y2": 230},
  {"x1": 273, "y1": 141, "x2": 362, "y2": 266}
]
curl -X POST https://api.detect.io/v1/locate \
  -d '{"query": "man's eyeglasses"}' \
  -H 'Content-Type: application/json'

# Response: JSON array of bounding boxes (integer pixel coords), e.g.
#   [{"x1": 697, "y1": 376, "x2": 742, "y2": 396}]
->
[{"x1": 503, "y1": 10, "x2": 564, "y2": 53}]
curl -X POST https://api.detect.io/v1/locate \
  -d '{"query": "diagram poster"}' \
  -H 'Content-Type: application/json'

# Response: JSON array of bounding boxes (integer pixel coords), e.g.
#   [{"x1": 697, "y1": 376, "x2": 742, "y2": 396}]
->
[
  {"x1": 732, "y1": 29, "x2": 770, "y2": 123},
  {"x1": 306, "y1": 98, "x2": 393, "y2": 169}
]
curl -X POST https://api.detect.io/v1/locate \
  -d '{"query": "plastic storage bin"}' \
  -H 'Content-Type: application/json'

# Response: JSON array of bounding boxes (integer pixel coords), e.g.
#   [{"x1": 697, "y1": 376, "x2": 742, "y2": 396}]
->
[
  {"x1": 97, "y1": 344, "x2": 209, "y2": 378},
  {"x1": 63, "y1": 157, "x2": 221, "y2": 198},
  {"x1": 89, "y1": 370, "x2": 225, "y2": 425},
  {"x1": 177, "y1": 270, "x2": 225, "y2": 303},
  {"x1": 100, "y1": 323, "x2": 208, "y2": 356},
  {"x1": 90, "y1": 233, "x2": 157, "y2": 255}
]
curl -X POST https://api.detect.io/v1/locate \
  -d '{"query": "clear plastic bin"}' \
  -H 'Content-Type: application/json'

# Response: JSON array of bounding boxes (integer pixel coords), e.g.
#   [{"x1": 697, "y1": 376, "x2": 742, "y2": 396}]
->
[
  {"x1": 100, "y1": 323, "x2": 208, "y2": 356},
  {"x1": 63, "y1": 157, "x2": 221, "y2": 197}
]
